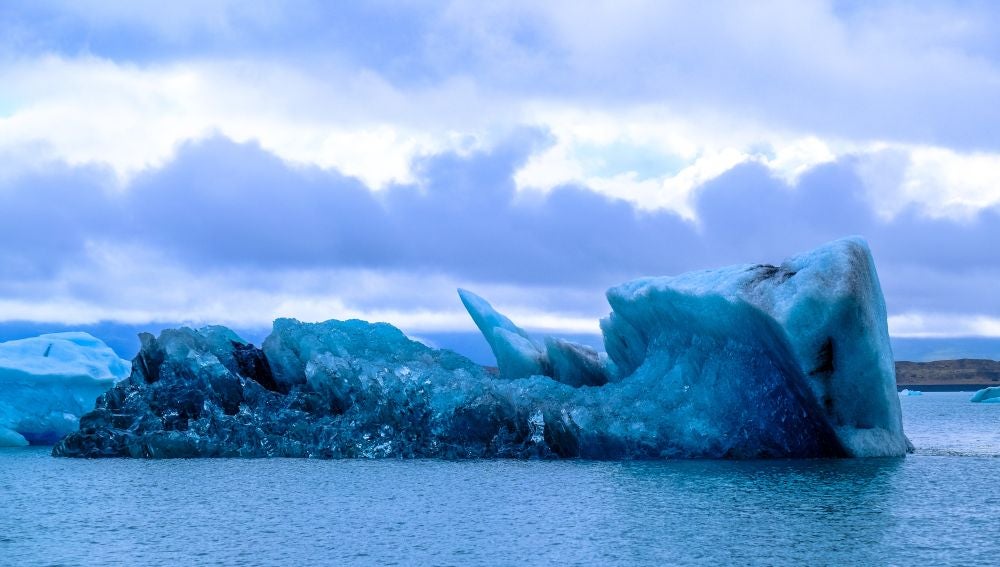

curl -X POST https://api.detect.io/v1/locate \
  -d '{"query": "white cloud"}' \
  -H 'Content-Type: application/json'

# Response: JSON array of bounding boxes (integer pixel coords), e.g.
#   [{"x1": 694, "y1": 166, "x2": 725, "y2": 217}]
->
[
  {"x1": 902, "y1": 148, "x2": 1000, "y2": 219},
  {"x1": 0, "y1": 55, "x2": 490, "y2": 189},
  {"x1": 889, "y1": 312, "x2": 1000, "y2": 338},
  {"x1": 514, "y1": 106, "x2": 842, "y2": 217},
  {"x1": 0, "y1": 241, "x2": 605, "y2": 335},
  {"x1": 512, "y1": 106, "x2": 1000, "y2": 223},
  {"x1": 854, "y1": 144, "x2": 1000, "y2": 220},
  {"x1": 1, "y1": 50, "x2": 999, "y2": 223},
  {"x1": 762, "y1": 137, "x2": 838, "y2": 185}
]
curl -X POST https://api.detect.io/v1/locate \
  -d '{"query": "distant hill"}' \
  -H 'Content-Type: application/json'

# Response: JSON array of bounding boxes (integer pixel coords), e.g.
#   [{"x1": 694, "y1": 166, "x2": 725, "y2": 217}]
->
[{"x1": 895, "y1": 359, "x2": 1000, "y2": 391}]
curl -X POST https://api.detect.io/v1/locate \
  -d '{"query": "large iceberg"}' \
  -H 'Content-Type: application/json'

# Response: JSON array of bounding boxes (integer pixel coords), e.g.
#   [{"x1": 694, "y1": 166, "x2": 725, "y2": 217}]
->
[
  {"x1": 0, "y1": 333, "x2": 131, "y2": 446},
  {"x1": 55, "y1": 237, "x2": 910, "y2": 459},
  {"x1": 601, "y1": 236, "x2": 911, "y2": 457},
  {"x1": 970, "y1": 386, "x2": 1000, "y2": 403}
]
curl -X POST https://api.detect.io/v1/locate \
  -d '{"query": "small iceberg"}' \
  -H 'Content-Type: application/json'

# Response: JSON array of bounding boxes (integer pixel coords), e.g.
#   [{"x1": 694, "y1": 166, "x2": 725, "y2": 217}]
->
[
  {"x1": 970, "y1": 386, "x2": 1000, "y2": 403},
  {"x1": 0, "y1": 332, "x2": 130, "y2": 446},
  {"x1": 899, "y1": 389, "x2": 923, "y2": 396}
]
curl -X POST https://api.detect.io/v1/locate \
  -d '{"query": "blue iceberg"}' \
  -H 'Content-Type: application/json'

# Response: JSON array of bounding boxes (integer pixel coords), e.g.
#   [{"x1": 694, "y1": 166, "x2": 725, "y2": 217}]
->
[
  {"x1": 457, "y1": 289, "x2": 550, "y2": 380},
  {"x1": 55, "y1": 237, "x2": 910, "y2": 459},
  {"x1": 464, "y1": 237, "x2": 911, "y2": 457},
  {"x1": 458, "y1": 289, "x2": 611, "y2": 387},
  {"x1": 970, "y1": 386, "x2": 1000, "y2": 403},
  {"x1": 0, "y1": 333, "x2": 130, "y2": 446}
]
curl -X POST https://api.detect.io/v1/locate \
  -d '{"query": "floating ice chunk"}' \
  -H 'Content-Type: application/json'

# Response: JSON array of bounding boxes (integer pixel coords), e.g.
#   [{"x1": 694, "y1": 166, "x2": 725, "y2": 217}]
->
[
  {"x1": 491, "y1": 328, "x2": 549, "y2": 380},
  {"x1": 0, "y1": 426, "x2": 29, "y2": 447},
  {"x1": 593, "y1": 287, "x2": 846, "y2": 457},
  {"x1": 601, "y1": 236, "x2": 910, "y2": 457},
  {"x1": 457, "y1": 289, "x2": 534, "y2": 346},
  {"x1": 970, "y1": 386, "x2": 1000, "y2": 403},
  {"x1": 57, "y1": 321, "x2": 511, "y2": 458},
  {"x1": 457, "y1": 289, "x2": 548, "y2": 379},
  {"x1": 458, "y1": 289, "x2": 610, "y2": 385},
  {"x1": 0, "y1": 333, "x2": 130, "y2": 444},
  {"x1": 899, "y1": 389, "x2": 923, "y2": 396}
]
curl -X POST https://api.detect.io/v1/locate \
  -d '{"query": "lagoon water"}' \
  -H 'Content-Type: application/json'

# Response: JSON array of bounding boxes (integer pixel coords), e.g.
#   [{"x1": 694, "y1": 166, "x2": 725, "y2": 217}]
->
[{"x1": 1, "y1": 392, "x2": 998, "y2": 566}]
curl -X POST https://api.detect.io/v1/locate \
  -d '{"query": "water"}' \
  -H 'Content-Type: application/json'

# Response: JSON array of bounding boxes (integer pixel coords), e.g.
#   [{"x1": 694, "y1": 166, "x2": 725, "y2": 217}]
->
[{"x1": 1, "y1": 392, "x2": 997, "y2": 566}]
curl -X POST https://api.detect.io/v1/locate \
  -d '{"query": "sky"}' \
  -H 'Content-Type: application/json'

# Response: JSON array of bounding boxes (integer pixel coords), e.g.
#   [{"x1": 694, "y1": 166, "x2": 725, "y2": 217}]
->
[{"x1": 1, "y1": 0, "x2": 1000, "y2": 352}]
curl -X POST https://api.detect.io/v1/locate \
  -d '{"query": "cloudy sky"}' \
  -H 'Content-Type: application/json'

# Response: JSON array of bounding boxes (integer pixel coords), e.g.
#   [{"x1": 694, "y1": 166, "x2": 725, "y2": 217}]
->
[{"x1": 2, "y1": 1, "x2": 1000, "y2": 349}]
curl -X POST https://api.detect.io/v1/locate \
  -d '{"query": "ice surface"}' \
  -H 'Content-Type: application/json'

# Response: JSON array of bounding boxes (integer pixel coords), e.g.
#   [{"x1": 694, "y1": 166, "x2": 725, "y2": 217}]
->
[
  {"x1": 0, "y1": 333, "x2": 130, "y2": 445},
  {"x1": 57, "y1": 321, "x2": 523, "y2": 458},
  {"x1": 458, "y1": 289, "x2": 611, "y2": 387},
  {"x1": 56, "y1": 238, "x2": 909, "y2": 459},
  {"x1": 55, "y1": 317, "x2": 844, "y2": 459},
  {"x1": 602, "y1": 237, "x2": 910, "y2": 457},
  {"x1": 457, "y1": 289, "x2": 548, "y2": 379},
  {"x1": 0, "y1": 426, "x2": 29, "y2": 447},
  {"x1": 970, "y1": 387, "x2": 1000, "y2": 403},
  {"x1": 544, "y1": 338, "x2": 610, "y2": 388}
]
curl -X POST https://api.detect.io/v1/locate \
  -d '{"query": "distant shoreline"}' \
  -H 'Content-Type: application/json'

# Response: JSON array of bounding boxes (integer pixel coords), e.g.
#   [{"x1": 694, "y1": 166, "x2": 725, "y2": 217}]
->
[
  {"x1": 895, "y1": 359, "x2": 1000, "y2": 392},
  {"x1": 894, "y1": 384, "x2": 989, "y2": 392}
]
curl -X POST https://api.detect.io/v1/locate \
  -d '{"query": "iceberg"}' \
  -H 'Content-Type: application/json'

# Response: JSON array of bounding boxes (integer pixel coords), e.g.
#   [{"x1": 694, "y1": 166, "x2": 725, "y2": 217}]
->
[
  {"x1": 0, "y1": 332, "x2": 131, "y2": 446},
  {"x1": 457, "y1": 289, "x2": 550, "y2": 380},
  {"x1": 899, "y1": 389, "x2": 922, "y2": 396},
  {"x1": 55, "y1": 237, "x2": 910, "y2": 459},
  {"x1": 466, "y1": 237, "x2": 910, "y2": 457},
  {"x1": 458, "y1": 289, "x2": 611, "y2": 387},
  {"x1": 970, "y1": 386, "x2": 1000, "y2": 403},
  {"x1": 0, "y1": 426, "x2": 29, "y2": 447}
]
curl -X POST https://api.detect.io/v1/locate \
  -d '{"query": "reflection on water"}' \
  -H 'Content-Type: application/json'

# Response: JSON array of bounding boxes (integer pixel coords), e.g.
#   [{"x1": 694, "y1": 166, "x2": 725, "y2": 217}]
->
[{"x1": 0, "y1": 393, "x2": 997, "y2": 566}]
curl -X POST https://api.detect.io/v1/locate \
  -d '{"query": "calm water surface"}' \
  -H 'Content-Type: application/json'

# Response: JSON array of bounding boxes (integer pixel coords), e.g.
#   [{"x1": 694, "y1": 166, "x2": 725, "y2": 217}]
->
[{"x1": 1, "y1": 392, "x2": 998, "y2": 566}]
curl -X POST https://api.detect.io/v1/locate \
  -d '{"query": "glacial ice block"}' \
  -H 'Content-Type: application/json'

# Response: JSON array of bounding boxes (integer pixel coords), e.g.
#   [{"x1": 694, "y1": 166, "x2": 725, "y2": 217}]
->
[
  {"x1": 56, "y1": 321, "x2": 512, "y2": 458},
  {"x1": 55, "y1": 316, "x2": 845, "y2": 459},
  {"x1": 0, "y1": 333, "x2": 130, "y2": 445},
  {"x1": 458, "y1": 289, "x2": 611, "y2": 386},
  {"x1": 55, "y1": 237, "x2": 909, "y2": 459},
  {"x1": 544, "y1": 338, "x2": 609, "y2": 388},
  {"x1": 0, "y1": 426, "x2": 29, "y2": 447},
  {"x1": 602, "y1": 237, "x2": 910, "y2": 457},
  {"x1": 458, "y1": 289, "x2": 549, "y2": 379},
  {"x1": 970, "y1": 386, "x2": 1000, "y2": 403}
]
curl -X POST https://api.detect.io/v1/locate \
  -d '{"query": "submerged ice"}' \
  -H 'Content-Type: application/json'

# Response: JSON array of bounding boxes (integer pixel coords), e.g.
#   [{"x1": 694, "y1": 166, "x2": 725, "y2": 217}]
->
[
  {"x1": 55, "y1": 237, "x2": 911, "y2": 459},
  {"x1": 0, "y1": 333, "x2": 130, "y2": 446}
]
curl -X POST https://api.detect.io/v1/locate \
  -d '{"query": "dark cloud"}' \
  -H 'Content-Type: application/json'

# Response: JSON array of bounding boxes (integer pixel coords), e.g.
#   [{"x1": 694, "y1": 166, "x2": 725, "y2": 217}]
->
[
  {"x1": 120, "y1": 132, "x2": 696, "y2": 287},
  {"x1": 1, "y1": 132, "x2": 998, "y2": 317},
  {"x1": 0, "y1": 161, "x2": 118, "y2": 279},
  {"x1": 127, "y1": 137, "x2": 393, "y2": 268}
]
